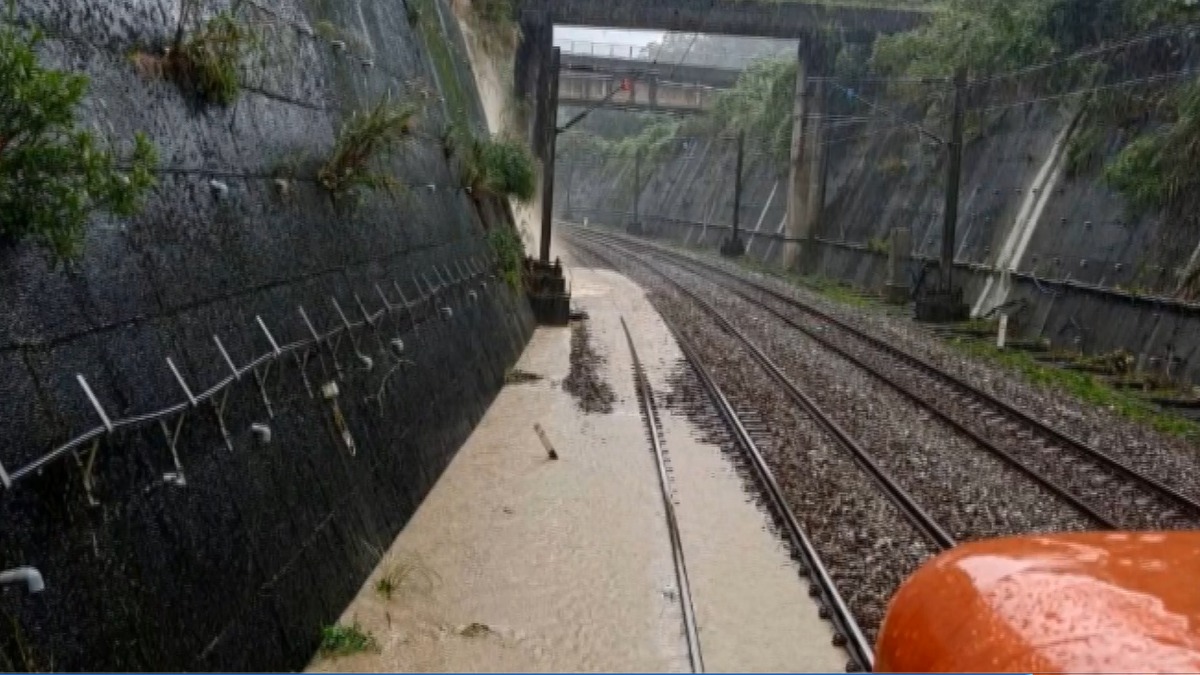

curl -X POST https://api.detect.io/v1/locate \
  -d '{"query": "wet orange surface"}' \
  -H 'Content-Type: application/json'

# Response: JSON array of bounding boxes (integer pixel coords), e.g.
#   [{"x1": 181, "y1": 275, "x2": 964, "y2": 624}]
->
[{"x1": 875, "y1": 531, "x2": 1200, "y2": 673}]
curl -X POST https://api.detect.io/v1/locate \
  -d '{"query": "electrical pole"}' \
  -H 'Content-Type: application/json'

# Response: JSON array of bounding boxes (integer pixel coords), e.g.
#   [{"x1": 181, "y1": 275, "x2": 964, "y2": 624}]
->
[
  {"x1": 941, "y1": 67, "x2": 966, "y2": 292},
  {"x1": 564, "y1": 162, "x2": 574, "y2": 221},
  {"x1": 916, "y1": 65, "x2": 969, "y2": 322},
  {"x1": 733, "y1": 131, "x2": 744, "y2": 238},
  {"x1": 722, "y1": 131, "x2": 747, "y2": 257},
  {"x1": 630, "y1": 145, "x2": 643, "y2": 234},
  {"x1": 538, "y1": 47, "x2": 561, "y2": 264}
]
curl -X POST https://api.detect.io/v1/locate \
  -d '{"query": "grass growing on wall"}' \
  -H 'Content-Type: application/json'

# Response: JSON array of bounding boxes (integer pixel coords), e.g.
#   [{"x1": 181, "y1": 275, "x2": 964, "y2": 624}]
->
[
  {"x1": 319, "y1": 95, "x2": 420, "y2": 198},
  {"x1": 1102, "y1": 79, "x2": 1200, "y2": 213},
  {"x1": 461, "y1": 136, "x2": 536, "y2": 201},
  {"x1": 169, "y1": 12, "x2": 257, "y2": 105},
  {"x1": 133, "y1": 2, "x2": 259, "y2": 107},
  {"x1": 868, "y1": 0, "x2": 1200, "y2": 213},
  {"x1": 488, "y1": 224, "x2": 526, "y2": 290},
  {"x1": 1, "y1": 17, "x2": 157, "y2": 260}
]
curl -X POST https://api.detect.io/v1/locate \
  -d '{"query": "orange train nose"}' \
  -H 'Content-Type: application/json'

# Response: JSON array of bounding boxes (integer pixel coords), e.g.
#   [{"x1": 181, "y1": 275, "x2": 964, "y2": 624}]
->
[{"x1": 874, "y1": 531, "x2": 1200, "y2": 673}]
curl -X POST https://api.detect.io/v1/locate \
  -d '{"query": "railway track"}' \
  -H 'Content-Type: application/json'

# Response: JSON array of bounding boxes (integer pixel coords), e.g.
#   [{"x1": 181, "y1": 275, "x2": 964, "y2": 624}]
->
[
  {"x1": 569, "y1": 225, "x2": 1200, "y2": 533},
  {"x1": 571, "y1": 234, "x2": 944, "y2": 664},
  {"x1": 617, "y1": 285, "x2": 875, "y2": 673},
  {"x1": 571, "y1": 233, "x2": 954, "y2": 548},
  {"x1": 621, "y1": 317, "x2": 705, "y2": 674}
]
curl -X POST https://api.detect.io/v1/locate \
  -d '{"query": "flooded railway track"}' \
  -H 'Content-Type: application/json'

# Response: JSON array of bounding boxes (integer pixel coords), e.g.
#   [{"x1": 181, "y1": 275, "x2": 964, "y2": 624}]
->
[
  {"x1": 621, "y1": 317, "x2": 705, "y2": 673},
  {"x1": 570, "y1": 226, "x2": 1200, "y2": 534},
  {"x1": 573, "y1": 237, "x2": 937, "y2": 667}
]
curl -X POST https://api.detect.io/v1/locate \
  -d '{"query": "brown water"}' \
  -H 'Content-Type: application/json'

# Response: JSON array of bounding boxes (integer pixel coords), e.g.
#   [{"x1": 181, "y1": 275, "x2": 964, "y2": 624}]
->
[{"x1": 306, "y1": 270, "x2": 847, "y2": 672}]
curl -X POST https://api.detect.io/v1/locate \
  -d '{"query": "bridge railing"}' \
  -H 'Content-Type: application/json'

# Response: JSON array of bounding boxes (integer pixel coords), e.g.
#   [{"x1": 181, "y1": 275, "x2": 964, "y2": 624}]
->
[{"x1": 557, "y1": 40, "x2": 646, "y2": 60}]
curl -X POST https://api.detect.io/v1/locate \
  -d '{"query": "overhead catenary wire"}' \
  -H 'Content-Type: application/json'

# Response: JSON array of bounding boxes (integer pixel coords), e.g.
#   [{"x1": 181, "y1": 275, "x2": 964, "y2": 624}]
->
[
  {"x1": 970, "y1": 67, "x2": 1200, "y2": 114},
  {"x1": 825, "y1": 80, "x2": 948, "y2": 145},
  {"x1": 969, "y1": 19, "x2": 1200, "y2": 87}
]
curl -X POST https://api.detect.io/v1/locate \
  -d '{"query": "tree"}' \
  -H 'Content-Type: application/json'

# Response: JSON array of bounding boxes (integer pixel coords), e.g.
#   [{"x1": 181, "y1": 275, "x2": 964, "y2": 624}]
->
[{"x1": 0, "y1": 17, "x2": 156, "y2": 260}]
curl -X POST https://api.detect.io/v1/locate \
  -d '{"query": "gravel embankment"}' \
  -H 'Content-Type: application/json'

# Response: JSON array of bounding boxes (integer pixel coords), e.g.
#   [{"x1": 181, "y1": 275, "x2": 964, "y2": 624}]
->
[
  {"x1": 687, "y1": 246, "x2": 1200, "y2": 506},
  {"x1": 660, "y1": 261, "x2": 1101, "y2": 538}
]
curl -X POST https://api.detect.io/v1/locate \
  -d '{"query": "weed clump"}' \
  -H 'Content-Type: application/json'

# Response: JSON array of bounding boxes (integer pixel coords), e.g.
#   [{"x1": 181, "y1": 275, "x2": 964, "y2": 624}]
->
[
  {"x1": 173, "y1": 13, "x2": 256, "y2": 105},
  {"x1": 460, "y1": 135, "x2": 536, "y2": 201},
  {"x1": 319, "y1": 95, "x2": 421, "y2": 198},
  {"x1": 0, "y1": 19, "x2": 157, "y2": 260},
  {"x1": 137, "y1": 8, "x2": 258, "y2": 106},
  {"x1": 487, "y1": 225, "x2": 526, "y2": 290},
  {"x1": 319, "y1": 622, "x2": 379, "y2": 657},
  {"x1": 374, "y1": 555, "x2": 440, "y2": 600}
]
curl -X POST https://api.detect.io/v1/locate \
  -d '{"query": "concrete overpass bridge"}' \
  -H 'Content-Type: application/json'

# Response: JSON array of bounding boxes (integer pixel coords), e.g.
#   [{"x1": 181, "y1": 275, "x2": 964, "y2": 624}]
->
[
  {"x1": 558, "y1": 54, "x2": 740, "y2": 114},
  {"x1": 561, "y1": 52, "x2": 743, "y2": 89},
  {"x1": 516, "y1": 0, "x2": 931, "y2": 274},
  {"x1": 519, "y1": 0, "x2": 925, "y2": 40},
  {"x1": 558, "y1": 72, "x2": 720, "y2": 114}
]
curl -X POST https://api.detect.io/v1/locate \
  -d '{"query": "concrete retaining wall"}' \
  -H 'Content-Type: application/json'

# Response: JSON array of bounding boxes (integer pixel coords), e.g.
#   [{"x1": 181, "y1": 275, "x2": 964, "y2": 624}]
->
[
  {"x1": 0, "y1": 0, "x2": 533, "y2": 670},
  {"x1": 560, "y1": 102, "x2": 1200, "y2": 383}
]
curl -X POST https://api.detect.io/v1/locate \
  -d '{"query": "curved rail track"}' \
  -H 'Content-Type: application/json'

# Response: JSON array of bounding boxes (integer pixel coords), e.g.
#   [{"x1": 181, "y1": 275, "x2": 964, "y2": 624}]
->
[
  {"x1": 570, "y1": 226, "x2": 1200, "y2": 533},
  {"x1": 582, "y1": 235, "x2": 955, "y2": 549}
]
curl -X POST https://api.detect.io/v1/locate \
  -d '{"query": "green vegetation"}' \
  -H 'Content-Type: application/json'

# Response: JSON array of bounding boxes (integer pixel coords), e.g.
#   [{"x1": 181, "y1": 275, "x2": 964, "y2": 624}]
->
[
  {"x1": 460, "y1": 135, "x2": 536, "y2": 201},
  {"x1": 319, "y1": 622, "x2": 378, "y2": 657},
  {"x1": 868, "y1": 0, "x2": 1200, "y2": 212},
  {"x1": 1065, "y1": 122, "x2": 1104, "y2": 177},
  {"x1": 707, "y1": 58, "x2": 797, "y2": 163},
  {"x1": 374, "y1": 555, "x2": 440, "y2": 600},
  {"x1": 468, "y1": 0, "x2": 513, "y2": 27},
  {"x1": 460, "y1": 0, "x2": 517, "y2": 53},
  {"x1": 319, "y1": 95, "x2": 420, "y2": 198},
  {"x1": 720, "y1": 251, "x2": 877, "y2": 308},
  {"x1": 163, "y1": 9, "x2": 258, "y2": 106},
  {"x1": 0, "y1": 18, "x2": 157, "y2": 260},
  {"x1": 872, "y1": 2, "x2": 1055, "y2": 81},
  {"x1": 1103, "y1": 79, "x2": 1200, "y2": 212},
  {"x1": 411, "y1": 0, "x2": 471, "y2": 129},
  {"x1": 443, "y1": 119, "x2": 536, "y2": 201},
  {"x1": 951, "y1": 338, "x2": 1200, "y2": 441},
  {"x1": 487, "y1": 224, "x2": 525, "y2": 290},
  {"x1": 719, "y1": 239, "x2": 1200, "y2": 441}
]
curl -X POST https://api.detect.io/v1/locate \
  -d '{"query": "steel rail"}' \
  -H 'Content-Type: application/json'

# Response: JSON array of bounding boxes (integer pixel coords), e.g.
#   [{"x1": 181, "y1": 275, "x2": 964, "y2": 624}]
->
[
  {"x1": 577, "y1": 230, "x2": 1120, "y2": 529},
  {"x1": 575, "y1": 235, "x2": 957, "y2": 552},
  {"x1": 578, "y1": 226, "x2": 1200, "y2": 526},
  {"x1": 620, "y1": 317, "x2": 705, "y2": 674},
  {"x1": 669, "y1": 315, "x2": 874, "y2": 672}
]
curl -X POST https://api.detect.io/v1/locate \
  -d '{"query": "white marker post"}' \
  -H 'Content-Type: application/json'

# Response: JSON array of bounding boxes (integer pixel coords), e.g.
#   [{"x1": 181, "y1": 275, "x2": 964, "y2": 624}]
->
[{"x1": 997, "y1": 314, "x2": 1009, "y2": 350}]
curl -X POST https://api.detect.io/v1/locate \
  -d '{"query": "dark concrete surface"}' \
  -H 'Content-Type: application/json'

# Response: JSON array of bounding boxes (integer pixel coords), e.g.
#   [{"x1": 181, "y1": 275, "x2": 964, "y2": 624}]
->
[{"x1": 0, "y1": 0, "x2": 533, "y2": 670}]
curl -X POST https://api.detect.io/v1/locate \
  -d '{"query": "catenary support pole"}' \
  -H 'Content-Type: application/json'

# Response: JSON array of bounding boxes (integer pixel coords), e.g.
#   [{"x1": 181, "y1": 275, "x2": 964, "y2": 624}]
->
[{"x1": 940, "y1": 67, "x2": 966, "y2": 290}]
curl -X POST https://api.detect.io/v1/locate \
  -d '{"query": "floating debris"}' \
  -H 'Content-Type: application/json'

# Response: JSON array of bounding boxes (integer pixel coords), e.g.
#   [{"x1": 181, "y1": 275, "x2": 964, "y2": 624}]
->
[
  {"x1": 534, "y1": 423, "x2": 559, "y2": 460},
  {"x1": 455, "y1": 622, "x2": 492, "y2": 638}
]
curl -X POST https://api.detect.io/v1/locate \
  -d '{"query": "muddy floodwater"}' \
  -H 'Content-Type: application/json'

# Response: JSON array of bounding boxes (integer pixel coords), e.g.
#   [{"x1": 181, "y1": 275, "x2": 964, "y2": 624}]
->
[{"x1": 306, "y1": 269, "x2": 844, "y2": 673}]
